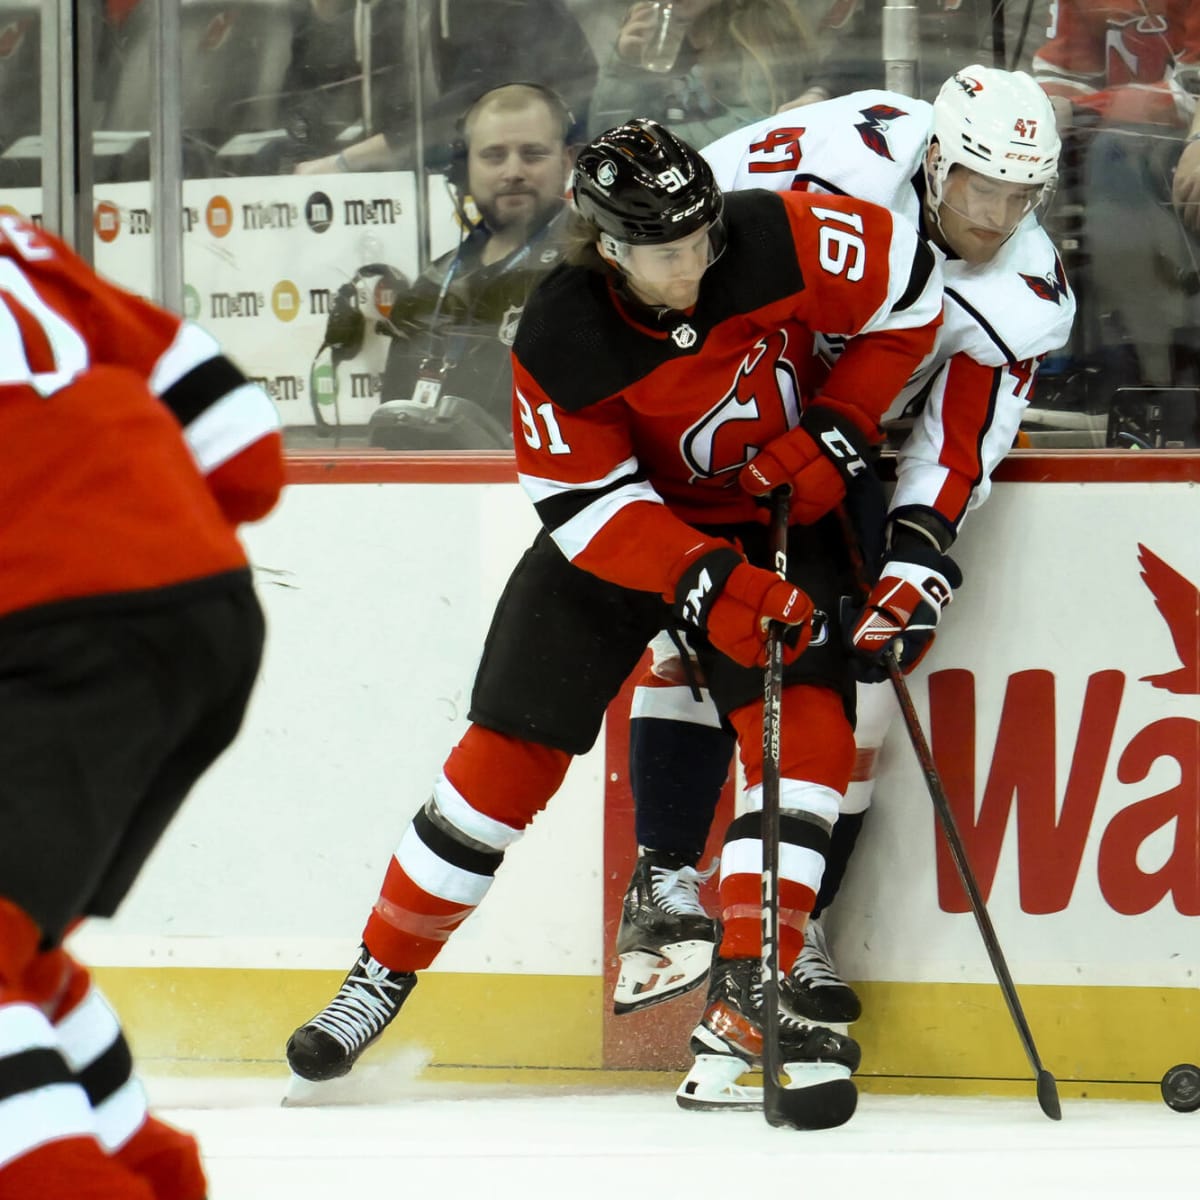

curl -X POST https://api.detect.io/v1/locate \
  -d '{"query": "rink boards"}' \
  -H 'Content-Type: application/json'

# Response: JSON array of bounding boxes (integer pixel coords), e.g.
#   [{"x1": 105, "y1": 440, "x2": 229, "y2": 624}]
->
[{"x1": 71, "y1": 452, "x2": 1200, "y2": 1096}]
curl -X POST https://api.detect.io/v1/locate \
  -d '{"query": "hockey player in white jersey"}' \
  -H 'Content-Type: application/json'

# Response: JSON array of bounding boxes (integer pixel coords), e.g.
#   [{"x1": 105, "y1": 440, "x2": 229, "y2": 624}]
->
[{"x1": 613, "y1": 66, "x2": 1075, "y2": 1034}]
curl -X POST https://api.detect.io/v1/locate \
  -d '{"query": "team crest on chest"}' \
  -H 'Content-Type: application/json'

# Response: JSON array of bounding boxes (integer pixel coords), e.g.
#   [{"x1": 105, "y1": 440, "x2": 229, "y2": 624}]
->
[
  {"x1": 671, "y1": 323, "x2": 698, "y2": 349},
  {"x1": 680, "y1": 328, "x2": 801, "y2": 480}
]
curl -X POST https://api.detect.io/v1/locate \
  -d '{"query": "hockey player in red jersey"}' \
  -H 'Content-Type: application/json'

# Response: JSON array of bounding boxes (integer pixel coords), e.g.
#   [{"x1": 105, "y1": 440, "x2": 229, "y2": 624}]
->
[
  {"x1": 287, "y1": 117, "x2": 943, "y2": 1120},
  {"x1": 1032, "y1": 0, "x2": 1199, "y2": 129},
  {"x1": 613, "y1": 67, "x2": 1075, "y2": 1024},
  {"x1": 0, "y1": 214, "x2": 283, "y2": 1200}
]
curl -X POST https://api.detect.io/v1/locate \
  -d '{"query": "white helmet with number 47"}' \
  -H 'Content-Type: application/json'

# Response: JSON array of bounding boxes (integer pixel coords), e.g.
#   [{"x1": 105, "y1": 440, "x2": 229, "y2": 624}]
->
[{"x1": 926, "y1": 65, "x2": 1060, "y2": 217}]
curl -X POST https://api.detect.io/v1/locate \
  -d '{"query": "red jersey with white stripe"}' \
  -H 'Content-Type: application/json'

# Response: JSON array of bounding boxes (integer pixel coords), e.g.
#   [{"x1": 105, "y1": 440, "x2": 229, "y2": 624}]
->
[
  {"x1": 703, "y1": 92, "x2": 1076, "y2": 536},
  {"x1": 511, "y1": 188, "x2": 942, "y2": 595},
  {"x1": 0, "y1": 215, "x2": 283, "y2": 622},
  {"x1": 1032, "y1": 0, "x2": 1200, "y2": 128}
]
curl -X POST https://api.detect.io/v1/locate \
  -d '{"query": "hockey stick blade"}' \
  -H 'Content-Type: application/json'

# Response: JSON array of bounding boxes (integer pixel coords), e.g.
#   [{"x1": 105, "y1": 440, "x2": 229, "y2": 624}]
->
[
  {"x1": 1037, "y1": 1068, "x2": 1063, "y2": 1121},
  {"x1": 764, "y1": 1077, "x2": 858, "y2": 1131}
]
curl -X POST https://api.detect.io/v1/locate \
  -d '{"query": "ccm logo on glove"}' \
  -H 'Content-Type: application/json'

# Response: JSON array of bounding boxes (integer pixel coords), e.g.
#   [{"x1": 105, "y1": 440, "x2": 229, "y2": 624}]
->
[
  {"x1": 670, "y1": 548, "x2": 814, "y2": 669},
  {"x1": 818, "y1": 427, "x2": 867, "y2": 476},
  {"x1": 848, "y1": 549, "x2": 962, "y2": 679}
]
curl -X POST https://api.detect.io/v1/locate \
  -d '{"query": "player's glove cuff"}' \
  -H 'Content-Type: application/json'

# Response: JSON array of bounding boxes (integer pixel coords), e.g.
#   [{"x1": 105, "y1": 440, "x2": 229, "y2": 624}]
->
[
  {"x1": 800, "y1": 403, "x2": 875, "y2": 486},
  {"x1": 671, "y1": 548, "x2": 744, "y2": 631}
]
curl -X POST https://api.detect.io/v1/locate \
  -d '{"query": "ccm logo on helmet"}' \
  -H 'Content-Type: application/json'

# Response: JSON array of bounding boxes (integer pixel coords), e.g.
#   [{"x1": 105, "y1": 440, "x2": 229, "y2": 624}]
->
[
  {"x1": 1005, "y1": 152, "x2": 1043, "y2": 162},
  {"x1": 671, "y1": 198, "x2": 706, "y2": 222}
]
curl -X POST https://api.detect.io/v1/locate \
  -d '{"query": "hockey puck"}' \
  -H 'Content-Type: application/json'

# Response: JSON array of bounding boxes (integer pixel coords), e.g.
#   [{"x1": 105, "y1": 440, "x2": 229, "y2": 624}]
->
[{"x1": 1160, "y1": 1063, "x2": 1200, "y2": 1113}]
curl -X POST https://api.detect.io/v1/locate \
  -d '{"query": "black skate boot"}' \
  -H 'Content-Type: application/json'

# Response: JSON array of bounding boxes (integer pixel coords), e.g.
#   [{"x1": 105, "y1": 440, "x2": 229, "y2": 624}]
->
[
  {"x1": 613, "y1": 848, "x2": 718, "y2": 1014},
  {"x1": 286, "y1": 946, "x2": 416, "y2": 1082},
  {"x1": 677, "y1": 952, "x2": 860, "y2": 1118},
  {"x1": 779, "y1": 916, "x2": 862, "y2": 1029}
]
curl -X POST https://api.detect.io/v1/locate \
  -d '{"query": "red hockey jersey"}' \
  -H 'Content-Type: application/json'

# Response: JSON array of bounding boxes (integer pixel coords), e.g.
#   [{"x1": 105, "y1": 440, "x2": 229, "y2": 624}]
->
[
  {"x1": 511, "y1": 188, "x2": 942, "y2": 597},
  {"x1": 1033, "y1": 0, "x2": 1200, "y2": 126},
  {"x1": 0, "y1": 215, "x2": 283, "y2": 622}
]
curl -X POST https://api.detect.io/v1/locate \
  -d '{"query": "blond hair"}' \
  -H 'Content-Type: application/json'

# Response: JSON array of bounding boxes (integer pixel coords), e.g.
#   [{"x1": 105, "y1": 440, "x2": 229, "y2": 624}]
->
[{"x1": 693, "y1": 0, "x2": 817, "y2": 115}]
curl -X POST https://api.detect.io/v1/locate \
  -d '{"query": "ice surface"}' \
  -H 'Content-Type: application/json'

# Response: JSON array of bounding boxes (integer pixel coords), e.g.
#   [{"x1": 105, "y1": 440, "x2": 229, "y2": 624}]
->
[{"x1": 146, "y1": 1065, "x2": 1200, "y2": 1200}]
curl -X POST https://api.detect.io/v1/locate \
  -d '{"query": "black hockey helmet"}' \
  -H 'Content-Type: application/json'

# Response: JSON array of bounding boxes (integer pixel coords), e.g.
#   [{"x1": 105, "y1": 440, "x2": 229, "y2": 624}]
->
[{"x1": 573, "y1": 118, "x2": 723, "y2": 245}]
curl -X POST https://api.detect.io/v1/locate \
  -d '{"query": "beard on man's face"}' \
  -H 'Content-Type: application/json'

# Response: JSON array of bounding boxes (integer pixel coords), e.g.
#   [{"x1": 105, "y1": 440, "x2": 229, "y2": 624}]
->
[{"x1": 474, "y1": 188, "x2": 561, "y2": 237}]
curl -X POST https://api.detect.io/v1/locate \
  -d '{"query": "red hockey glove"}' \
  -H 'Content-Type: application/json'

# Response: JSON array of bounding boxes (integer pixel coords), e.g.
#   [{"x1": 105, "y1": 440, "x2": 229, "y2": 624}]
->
[
  {"x1": 847, "y1": 541, "x2": 962, "y2": 681},
  {"x1": 739, "y1": 403, "x2": 875, "y2": 525},
  {"x1": 671, "y1": 549, "x2": 813, "y2": 669}
]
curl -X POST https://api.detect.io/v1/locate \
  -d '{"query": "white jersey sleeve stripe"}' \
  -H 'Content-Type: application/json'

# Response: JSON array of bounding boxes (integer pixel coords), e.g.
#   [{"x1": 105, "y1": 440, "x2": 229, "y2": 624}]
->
[
  {"x1": 184, "y1": 381, "x2": 281, "y2": 473},
  {"x1": 148, "y1": 320, "x2": 222, "y2": 394}
]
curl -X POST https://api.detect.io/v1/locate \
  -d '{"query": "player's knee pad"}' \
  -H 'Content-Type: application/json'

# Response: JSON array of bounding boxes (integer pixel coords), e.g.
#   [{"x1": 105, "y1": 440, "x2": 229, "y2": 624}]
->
[
  {"x1": 441, "y1": 724, "x2": 571, "y2": 831},
  {"x1": 729, "y1": 684, "x2": 855, "y2": 792}
]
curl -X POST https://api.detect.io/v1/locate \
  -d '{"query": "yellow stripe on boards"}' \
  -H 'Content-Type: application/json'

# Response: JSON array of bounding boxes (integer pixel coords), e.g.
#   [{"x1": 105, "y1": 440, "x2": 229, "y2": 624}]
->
[{"x1": 93, "y1": 968, "x2": 1198, "y2": 1098}]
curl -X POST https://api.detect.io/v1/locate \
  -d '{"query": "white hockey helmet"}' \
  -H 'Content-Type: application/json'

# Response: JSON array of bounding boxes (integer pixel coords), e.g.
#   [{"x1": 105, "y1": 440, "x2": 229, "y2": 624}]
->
[{"x1": 926, "y1": 65, "x2": 1060, "y2": 212}]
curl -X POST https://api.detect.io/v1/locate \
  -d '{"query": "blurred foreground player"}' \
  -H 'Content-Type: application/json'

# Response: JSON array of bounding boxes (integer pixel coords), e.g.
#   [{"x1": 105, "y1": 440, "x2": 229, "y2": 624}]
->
[
  {"x1": 288, "y1": 117, "x2": 943, "y2": 1122},
  {"x1": 0, "y1": 215, "x2": 283, "y2": 1199},
  {"x1": 614, "y1": 66, "x2": 1072, "y2": 1023}
]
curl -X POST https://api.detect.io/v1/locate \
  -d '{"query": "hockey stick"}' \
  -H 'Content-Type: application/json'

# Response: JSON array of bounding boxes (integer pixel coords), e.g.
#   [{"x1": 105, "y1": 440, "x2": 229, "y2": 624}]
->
[
  {"x1": 884, "y1": 652, "x2": 1062, "y2": 1121},
  {"x1": 834, "y1": 505, "x2": 1060, "y2": 1119},
  {"x1": 760, "y1": 486, "x2": 857, "y2": 1130}
]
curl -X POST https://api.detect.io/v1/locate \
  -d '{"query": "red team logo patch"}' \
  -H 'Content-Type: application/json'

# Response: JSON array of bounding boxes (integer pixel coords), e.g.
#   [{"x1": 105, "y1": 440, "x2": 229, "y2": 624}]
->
[{"x1": 680, "y1": 330, "x2": 800, "y2": 480}]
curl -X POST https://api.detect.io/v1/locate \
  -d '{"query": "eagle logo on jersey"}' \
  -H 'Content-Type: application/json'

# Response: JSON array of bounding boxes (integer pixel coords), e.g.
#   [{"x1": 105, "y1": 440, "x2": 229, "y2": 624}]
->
[
  {"x1": 1020, "y1": 255, "x2": 1070, "y2": 305},
  {"x1": 1137, "y1": 543, "x2": 1200, "y2": 695},
  {"x1": 854, "y1": 105, "x2": 908, "y2": 161},
  {"x1": 679, "y1": 329, "x2": 800, "y2": 480}
]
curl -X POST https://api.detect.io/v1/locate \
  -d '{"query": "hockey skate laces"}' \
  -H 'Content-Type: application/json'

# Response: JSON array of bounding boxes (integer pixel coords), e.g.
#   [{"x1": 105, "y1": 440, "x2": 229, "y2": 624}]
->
[
  {"x1": 795, "y1": 920, "x2": 841, "y2": 989},
  {"x1": 307, "y1": 963, "x2": 408, "y2": 1053},
  {"x1": 650, "y1": 860, "x2": 717, "y2": 917}
]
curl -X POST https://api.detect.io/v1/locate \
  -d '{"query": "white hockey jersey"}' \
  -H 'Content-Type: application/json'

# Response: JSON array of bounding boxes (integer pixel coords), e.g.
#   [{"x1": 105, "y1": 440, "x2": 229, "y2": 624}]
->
[{"x1": 703, "y1": 90, "x2": 1076, "y2": 537}]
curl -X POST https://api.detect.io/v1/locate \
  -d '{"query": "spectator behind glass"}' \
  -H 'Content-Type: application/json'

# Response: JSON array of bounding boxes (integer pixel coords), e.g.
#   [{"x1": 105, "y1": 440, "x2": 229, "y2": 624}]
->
[
  {"x1": 364, "y1": 83, "x2": 576, "y2": 448},
  {"x1": 295, "y1": 0, "x2": 596, "y2": 175},
  {"x1": 588, "y1": 0, "x2": 825, "y2": 146},
  {"x1": 1027, "y1": 1, "x2": 1200, "y2": 441}
]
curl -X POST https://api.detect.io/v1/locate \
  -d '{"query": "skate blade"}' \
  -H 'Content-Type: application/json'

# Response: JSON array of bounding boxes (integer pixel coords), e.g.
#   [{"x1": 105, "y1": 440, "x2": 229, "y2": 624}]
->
[
  {"x1": 675, "y1": 1053, "x2": 761, "y2": 1111},
  {"x1": 613, "y1": 940, "x2": 713, "y2": 1015},
  {"x1": 676, "y1": 1054, "x2": 856, "y2": 1119},
  {"x1": 282, "y1": 1044, "x2": 432, "y2": 1107}
]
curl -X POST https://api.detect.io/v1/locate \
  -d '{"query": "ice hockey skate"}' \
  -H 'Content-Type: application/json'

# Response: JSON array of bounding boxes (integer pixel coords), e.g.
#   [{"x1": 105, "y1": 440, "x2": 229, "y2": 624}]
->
[
  {"x1": 779, "y1": 916, "x2": 862, "y2": 1031},
  {"x1": 286, "y1": 946, "x2": 416, "y2": 1082},
  {"x1": 613, "y1": 849, "x2": 718, "y2": 1014},
  {"x1": 676, "y1": 952, "x2": 860, "y2": 1122}
]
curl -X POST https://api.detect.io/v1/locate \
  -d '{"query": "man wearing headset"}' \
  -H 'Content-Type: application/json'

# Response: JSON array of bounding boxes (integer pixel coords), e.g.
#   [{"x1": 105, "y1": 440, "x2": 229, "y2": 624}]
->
[{"x1": 366, "y1": 82, "x2": 578, "y2": 448}]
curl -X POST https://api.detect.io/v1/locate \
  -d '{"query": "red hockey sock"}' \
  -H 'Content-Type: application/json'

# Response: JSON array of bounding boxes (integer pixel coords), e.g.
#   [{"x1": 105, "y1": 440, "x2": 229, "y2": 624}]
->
[
  {"x1": 114, "y1": 1116, "x2": 207, "y2": 1200},
  {"x1": 364, "y1": 724, "x2": 571, "y2": 971},
  {"x1": 0, "y1": 1137, "x2": 156, "y2": 1200}
]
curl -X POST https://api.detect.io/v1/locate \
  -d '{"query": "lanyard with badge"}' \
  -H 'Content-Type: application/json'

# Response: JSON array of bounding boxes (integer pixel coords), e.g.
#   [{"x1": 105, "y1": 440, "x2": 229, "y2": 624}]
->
[{"x1": 409, "y1": 228, "x2": 552, "y2": 410}]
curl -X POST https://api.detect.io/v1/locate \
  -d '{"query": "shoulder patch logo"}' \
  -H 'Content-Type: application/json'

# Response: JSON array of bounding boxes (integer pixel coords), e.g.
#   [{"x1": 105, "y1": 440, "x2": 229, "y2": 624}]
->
[
  {"x1": 1020, "y1": 255, "x2": 1069, "y2": 305},
  {"x1": 854, "y1": 105, "x2": 908, "y2": 161}
]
